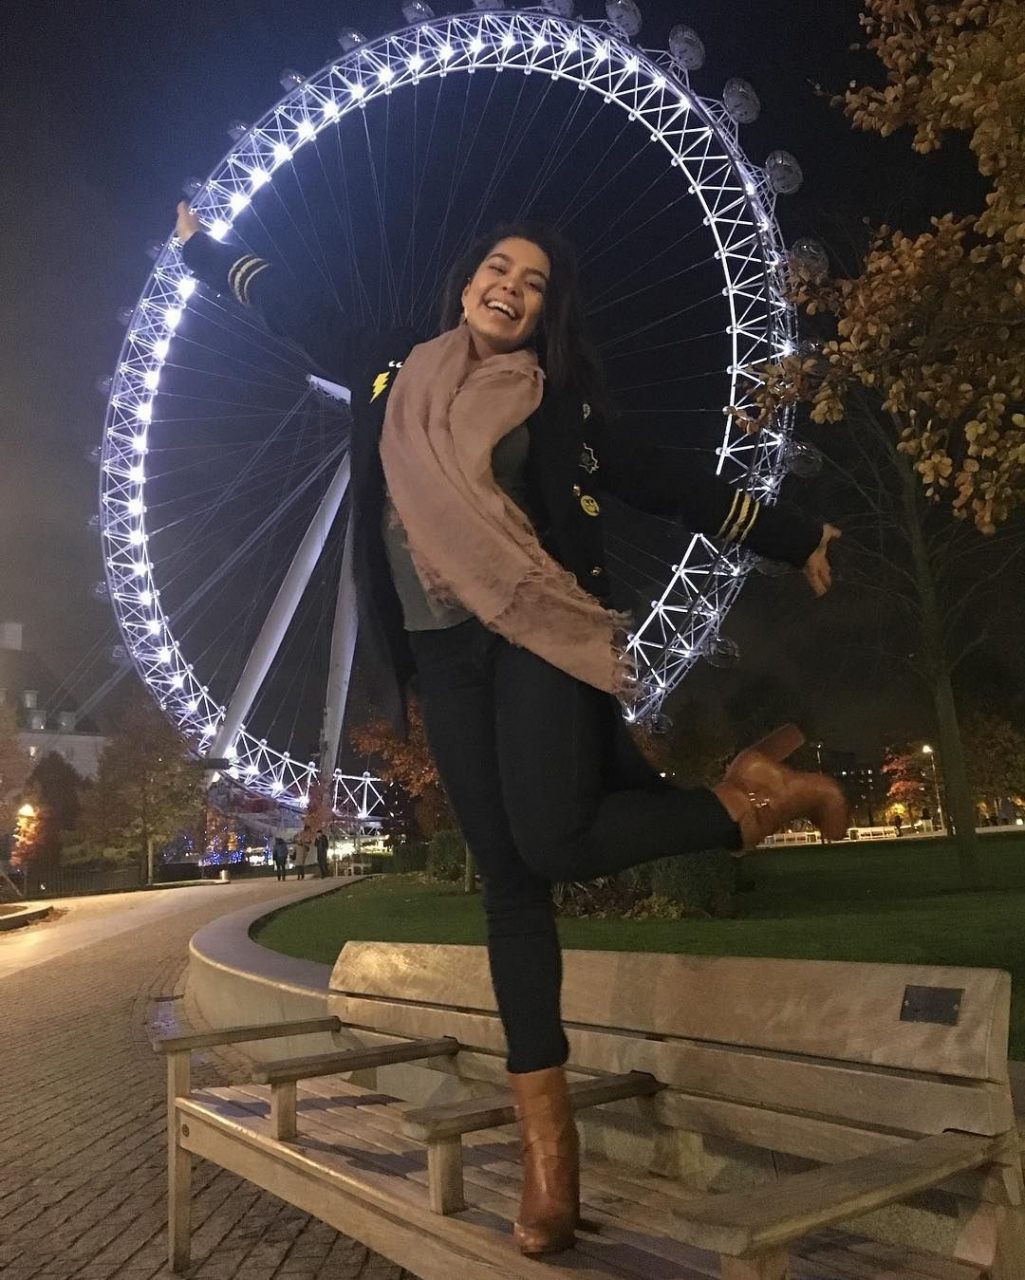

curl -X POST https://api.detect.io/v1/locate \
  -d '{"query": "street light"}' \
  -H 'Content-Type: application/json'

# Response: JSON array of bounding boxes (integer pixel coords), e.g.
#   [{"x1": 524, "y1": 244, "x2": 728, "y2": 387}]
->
[{"x1": 921, "y1": 745, "x2": 943, "y2": 830}]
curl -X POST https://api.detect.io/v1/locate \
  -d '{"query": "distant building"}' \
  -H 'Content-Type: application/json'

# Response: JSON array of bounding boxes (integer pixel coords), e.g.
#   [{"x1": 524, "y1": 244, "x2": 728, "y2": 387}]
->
[
  {"x1": 0, "y1": 622, "x2": 106, "y2": 780},
  {"x1": 816, "y1": 745, "x2": 884, "y2": 828}
]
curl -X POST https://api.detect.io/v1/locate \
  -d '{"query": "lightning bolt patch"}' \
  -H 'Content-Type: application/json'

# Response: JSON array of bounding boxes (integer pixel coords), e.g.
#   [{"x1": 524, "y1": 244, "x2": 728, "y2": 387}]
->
[{"x1": 370, "y1": 371, "x2": 391, "y2": 403}]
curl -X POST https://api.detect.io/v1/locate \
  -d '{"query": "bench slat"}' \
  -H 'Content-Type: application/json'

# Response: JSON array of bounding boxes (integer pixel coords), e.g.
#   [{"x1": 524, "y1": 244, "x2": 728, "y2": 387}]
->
[
  {"x1": 176, "y1": 1095, "x2": 633, "y2": 1279},
  {"x1": 402, "y1": 1071, "x2": 663, "y2": 1142},
  {"x1": 152, "y1": 1015, "x2": 341, "y2": 1053},
  {"x1": 329, "y1": 994, "x2": 1012, "y2": 1139},
  {"x1": 193, "y1": 1080, "x2": 981, "y2": 1280},
  {"x1": 330, "y1": 943, "x2": 1011, "y2": 1082},
  {"x1": 253, "y1": 1037, "x2": 460, "y2": 1084},
  {"x1": 668, "y1": 1131, "x2": 1007, "y2": 1257}
]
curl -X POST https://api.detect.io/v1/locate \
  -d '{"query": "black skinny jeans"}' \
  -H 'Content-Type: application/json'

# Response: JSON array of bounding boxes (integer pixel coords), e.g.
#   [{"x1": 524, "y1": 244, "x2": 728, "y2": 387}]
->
[{"x1": 409, "y1": 618, "x2": 740, "y2": 1074}]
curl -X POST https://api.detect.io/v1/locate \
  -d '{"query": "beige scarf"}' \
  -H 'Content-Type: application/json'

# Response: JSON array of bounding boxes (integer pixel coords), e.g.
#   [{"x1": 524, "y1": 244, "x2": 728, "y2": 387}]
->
[{"x1": 378, "y1": 324, "x2": 634, "y2": 695}]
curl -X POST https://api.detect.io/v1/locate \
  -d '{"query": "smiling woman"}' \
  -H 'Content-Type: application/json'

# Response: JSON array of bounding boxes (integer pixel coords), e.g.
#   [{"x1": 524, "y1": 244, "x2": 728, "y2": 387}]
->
[
  {"x1": 118, "y1": 7, "x2": 849, "y2": 1254},
  {"x1": 461, "y1": 240, "x2": 550, "y2": 359},
  {"x1": 179, "y1": 198, "x2": 844, "y2": 1254}
]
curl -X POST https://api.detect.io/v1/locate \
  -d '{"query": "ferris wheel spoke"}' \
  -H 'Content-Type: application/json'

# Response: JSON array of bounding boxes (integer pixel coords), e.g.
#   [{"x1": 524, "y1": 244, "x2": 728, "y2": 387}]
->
[
  {"x1": 586, "y1": 212, "x2": 704, "y2": 305},
  {"x1": 357, "y1": 110, "x2": 403, "y2": 321},
  {"x1": 391, "y1": 81, "x2": 432, "y2": 321},
  {"x1": 208, "y1": 450, "x2": 351, "y2": 761},
  {"x1": 599, "y1": 286, "x2": 727, "y2": 351},
  {"x1": 578, "y1": 171, "x2": 680, "y2": 266},
  {"x1": 329, "y1": 125, "x2": 378, "y2": 323},
  {"x1": 307, "y1": 137, "x2": 361, "y2": 323},
  {"x1": 512, "y1": 85, "x2": 591, "y2": 223}
]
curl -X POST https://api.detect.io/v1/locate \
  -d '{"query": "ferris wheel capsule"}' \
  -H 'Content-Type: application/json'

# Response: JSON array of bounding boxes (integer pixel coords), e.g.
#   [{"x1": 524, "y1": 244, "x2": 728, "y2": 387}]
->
[
  {"x1": 280, "y1": 69, "x2": 306, "y2": 92},
  {"x1": 785, "y1": 441, "x2": 824, "y2": 478},
  {"x1": 789, "y1": 236, "x2": 829, "y2": 281},
  {"x1": 606, "y1": 0, "x2": 642, "y2": 38},
  {"x1": 669, "y1": 24, "x2": 705, "y2": 71},
  {"x1": 337, "y1": 29, "x2": 366, "y2": 52},
  {"x1": 765, "y1": 150, "x2": 804, "y2": 195},
  {"x1": 703, "y1": 635, "x2": 740, "y2": 668},
  {"x1": 401, "y1": 1, "x2": 434, "y2": 21},
  {"x1": 723, "y1": 78, "x2": 760, "y2": 125},
  {"x1": 541, "y1": 0, "x2": 575, "y2": 15},
  {"x1": 471, "y1": 0, "x2": 503, "y2": 10},
  {"x1": 227, "y1": 120, "x2": 250, "y2": 142}
]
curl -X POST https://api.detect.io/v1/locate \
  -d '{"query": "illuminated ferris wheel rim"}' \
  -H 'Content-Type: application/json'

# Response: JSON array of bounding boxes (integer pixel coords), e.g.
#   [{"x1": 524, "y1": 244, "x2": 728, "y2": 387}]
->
[{"x1": 100, "y1": 3, "x2": 798, "y2": 808}]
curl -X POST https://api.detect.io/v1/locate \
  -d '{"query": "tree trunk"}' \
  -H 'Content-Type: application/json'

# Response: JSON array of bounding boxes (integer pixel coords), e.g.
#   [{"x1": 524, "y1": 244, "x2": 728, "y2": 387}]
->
[
  {"x1": 463, "y1": 842, "x2": 477, "y2": 895},
  {"x1": 899, "y1": 459, "x2": 981, "y2": 889}
]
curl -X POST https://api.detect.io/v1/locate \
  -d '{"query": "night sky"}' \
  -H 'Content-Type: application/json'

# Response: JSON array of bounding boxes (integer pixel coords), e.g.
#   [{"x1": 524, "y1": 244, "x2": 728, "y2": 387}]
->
[{"x1": 1, "y1": 0, "x2": 1014, "y2": 759}]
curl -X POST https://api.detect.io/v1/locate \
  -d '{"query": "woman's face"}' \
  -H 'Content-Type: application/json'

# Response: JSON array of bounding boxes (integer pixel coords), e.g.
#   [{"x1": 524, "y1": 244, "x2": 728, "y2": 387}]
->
[{"x1": 460, "y1": 237, "x2": 551, "y2": 359}]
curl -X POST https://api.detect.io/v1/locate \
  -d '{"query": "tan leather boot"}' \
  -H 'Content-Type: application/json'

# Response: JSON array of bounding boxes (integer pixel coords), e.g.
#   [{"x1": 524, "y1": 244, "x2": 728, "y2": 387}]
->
[
  {"x1": 509, "y1": 1066, "x2": 579, "y2": 1255},
  {"x1": 713, "y1": 724, "x2": 850, "y2": 850}
]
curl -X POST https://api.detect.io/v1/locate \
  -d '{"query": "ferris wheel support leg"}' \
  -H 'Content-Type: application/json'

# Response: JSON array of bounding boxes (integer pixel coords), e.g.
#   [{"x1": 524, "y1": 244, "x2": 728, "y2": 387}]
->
[
  {"x1": 315, "y1": 511, "x2": 359, "y2": 821},
  {"x1": 208, "y1": 453, "x2": 352, "y2": 765}
]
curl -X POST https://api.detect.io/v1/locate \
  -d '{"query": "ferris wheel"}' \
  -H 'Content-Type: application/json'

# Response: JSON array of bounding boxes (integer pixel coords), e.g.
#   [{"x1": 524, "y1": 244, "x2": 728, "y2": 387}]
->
[{"x1": 99, "y1": 1, "x2": 809, "y2": 819}]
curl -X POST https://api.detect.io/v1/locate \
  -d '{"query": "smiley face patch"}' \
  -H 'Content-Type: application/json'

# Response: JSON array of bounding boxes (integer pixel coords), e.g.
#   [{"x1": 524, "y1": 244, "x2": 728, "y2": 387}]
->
[{"x1": 580, "y1": 494, "x2": 600, "y2": 517}]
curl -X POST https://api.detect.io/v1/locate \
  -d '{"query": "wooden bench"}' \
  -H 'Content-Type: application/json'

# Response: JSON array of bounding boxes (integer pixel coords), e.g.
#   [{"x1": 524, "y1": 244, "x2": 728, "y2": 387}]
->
[{"x1": 155, "y1": 943, "x2": 1024, "y2": 1279}]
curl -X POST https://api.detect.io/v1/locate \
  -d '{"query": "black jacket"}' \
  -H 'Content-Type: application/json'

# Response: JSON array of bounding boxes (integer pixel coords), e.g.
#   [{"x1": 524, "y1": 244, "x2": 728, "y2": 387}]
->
[{"x1": 183, "y1": 234, "x2": 823, "y2": 729}]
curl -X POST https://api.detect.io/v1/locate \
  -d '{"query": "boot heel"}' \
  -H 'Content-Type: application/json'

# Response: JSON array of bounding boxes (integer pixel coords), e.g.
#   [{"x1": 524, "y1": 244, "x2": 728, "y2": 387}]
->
[{"x1": 752, "y1": 724, "x2": 805, "y2": 763}]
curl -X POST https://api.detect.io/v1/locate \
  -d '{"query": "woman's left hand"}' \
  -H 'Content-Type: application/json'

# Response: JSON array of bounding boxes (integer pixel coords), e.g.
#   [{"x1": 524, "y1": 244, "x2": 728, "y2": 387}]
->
[{"x1": 802, "y1": 524, "x2": 841, "y2": 597}]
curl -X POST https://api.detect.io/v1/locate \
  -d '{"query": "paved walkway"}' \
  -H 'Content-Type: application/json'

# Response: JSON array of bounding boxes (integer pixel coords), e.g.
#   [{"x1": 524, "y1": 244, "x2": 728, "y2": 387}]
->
[{"x1": 0, "y1": 881, "x2": 411, "y2": 1280}]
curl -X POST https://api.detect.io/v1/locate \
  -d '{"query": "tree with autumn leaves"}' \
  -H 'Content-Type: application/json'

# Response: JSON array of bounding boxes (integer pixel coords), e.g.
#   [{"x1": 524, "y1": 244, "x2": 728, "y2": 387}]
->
[
  {"x1": 348, "y1": 700, "x2": 453, "y2": 839},
  {"x1": 742, "y1": 1, "x2": 1025, "y2": 886},
  {"x1": 752, "y1": 1, "x2": 1025, "y2": 531}
]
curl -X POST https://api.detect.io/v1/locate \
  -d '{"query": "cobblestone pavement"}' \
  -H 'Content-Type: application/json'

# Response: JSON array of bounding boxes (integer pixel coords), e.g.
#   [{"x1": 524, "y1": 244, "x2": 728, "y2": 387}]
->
[{"x1": 0, "y1": 883, "x2": 412, "y2": 1280}]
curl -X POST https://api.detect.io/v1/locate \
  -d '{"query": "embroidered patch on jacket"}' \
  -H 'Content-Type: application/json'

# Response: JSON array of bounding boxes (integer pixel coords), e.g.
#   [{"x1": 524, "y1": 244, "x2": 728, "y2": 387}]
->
[
  {"x1": 580, "y1": 494, "x2": 600, "y2": 517},
  {"x1": 580, "y1": 443, "x2": 599, "y2": 474},
  {"x1": 582, "y1": 402, "x2": 592, "y2": 420},
  {"x1": 370, "y1": 359, "x2": 404, "y2": 403}
]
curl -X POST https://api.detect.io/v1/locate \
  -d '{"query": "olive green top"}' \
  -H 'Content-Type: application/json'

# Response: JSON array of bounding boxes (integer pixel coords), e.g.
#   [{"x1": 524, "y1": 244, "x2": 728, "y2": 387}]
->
[{"x1": 382, "y1": 423, "x2": 532, "y2": 631}]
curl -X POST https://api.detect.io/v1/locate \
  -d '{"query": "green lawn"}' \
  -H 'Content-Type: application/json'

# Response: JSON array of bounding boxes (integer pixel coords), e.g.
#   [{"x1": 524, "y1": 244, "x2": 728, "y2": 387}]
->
[{"x1": 253, "y1": 834, "x2": 1025, "y2": 1057}]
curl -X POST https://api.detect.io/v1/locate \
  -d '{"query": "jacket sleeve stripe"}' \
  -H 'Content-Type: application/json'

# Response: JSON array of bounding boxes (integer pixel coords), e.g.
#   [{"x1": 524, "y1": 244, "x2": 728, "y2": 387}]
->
[
  {"x1": 735, "y1": 500, "x2": 760, "y2": 544},
  {"x1": 714, "y1": 490, "x2": 742, "y2": 541},
  {"x1": 725, "y1": 493, "x2": 752, "y2": 543},
  {"x1": 227, "y1": 254, "x2": 255, "y2": 300},
  {"x1": 238, "y1": 261, "x2": 271, "y2": 303},
  {"x1": 227, "y1": 255, "x2": 270, "y2": 305}
]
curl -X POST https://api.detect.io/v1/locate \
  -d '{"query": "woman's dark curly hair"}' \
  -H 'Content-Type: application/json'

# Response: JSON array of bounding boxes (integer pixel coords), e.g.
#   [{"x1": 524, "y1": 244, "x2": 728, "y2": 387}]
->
[{"x1": 438, "y1": 221, "x2": 610, "y2": 417}]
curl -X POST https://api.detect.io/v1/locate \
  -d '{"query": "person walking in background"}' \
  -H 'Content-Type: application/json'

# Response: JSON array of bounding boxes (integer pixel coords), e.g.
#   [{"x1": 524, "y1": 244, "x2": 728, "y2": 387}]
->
[
  {"x1": 315, "y1": 828, "x2": 330, "y2": 879},
  {"x1": 295, "y1": 837, "x2": 311, "y2": 881},
  {"x1": 272, "y1": 836, "x2": 289, "y2": 882}
]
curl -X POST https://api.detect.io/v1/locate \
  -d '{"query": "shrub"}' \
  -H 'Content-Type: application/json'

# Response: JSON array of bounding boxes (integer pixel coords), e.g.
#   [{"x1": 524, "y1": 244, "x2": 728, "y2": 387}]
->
[
  {"x1": 426, "y1": 829, "x2": 466, "y2": 882},
  {"x1": 641, "y1": 850, "x2": 737, "y2": 918},
  {"x1": 385, "y1": 841, "x2": 430, "y2": 873}
]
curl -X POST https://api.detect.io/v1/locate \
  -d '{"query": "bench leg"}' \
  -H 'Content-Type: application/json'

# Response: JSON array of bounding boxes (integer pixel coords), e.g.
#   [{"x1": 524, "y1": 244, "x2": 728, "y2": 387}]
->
[
  {"x1": 427, "y1": 1136, "x2": 466, "y2": 1214},
  {"x1": 955, "y1": 1163, "x2": 1025, "y2": 1280},
  {"x1": 988, "y1": 1205, "x2": 1025, "y2": 1280},
  {"x1": 167, "y1": 1052, "x2": 192, "y2": 1273},
  {"x1": 721, "y1": 1250, "x2": 789, "y2": 1280},
  {"x1": 271, "y1": 1080, "x2": 297, "y2": 1141}
]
